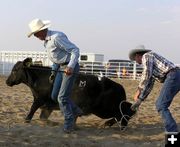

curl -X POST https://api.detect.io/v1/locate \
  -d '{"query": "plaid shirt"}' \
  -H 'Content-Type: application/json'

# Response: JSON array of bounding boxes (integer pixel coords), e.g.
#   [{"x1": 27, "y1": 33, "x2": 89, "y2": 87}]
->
[{"x1": 138, "y1": 51, "x2": 176, "y2": 101}]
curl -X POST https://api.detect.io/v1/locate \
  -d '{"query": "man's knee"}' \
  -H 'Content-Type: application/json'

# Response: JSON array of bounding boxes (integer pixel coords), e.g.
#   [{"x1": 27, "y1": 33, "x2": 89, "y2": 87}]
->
[
  {"x1": 156, "y1": 101, "x2": 165, "y2": 112},
  {"x1": 58, "y1": 96, "x2": 69, "y2": 105},
  {"x1": 51, "y1": 92, "x2": 57, "y2": 102}
]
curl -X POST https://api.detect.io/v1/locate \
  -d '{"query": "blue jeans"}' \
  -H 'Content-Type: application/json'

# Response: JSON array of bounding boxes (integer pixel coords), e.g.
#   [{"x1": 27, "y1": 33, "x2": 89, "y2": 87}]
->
[
  {"x1": 156, "y1": 69, "x2": 180, "y2": 132},
  {"x1": 51, "y1": 63, "x2": 82, "y2": 130}
]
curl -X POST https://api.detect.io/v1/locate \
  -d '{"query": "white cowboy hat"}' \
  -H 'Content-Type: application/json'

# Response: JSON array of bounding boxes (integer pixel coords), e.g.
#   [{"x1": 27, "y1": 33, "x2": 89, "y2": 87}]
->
[
  {"x1": 129, "y1": 45, "x2": 151, "y2": 61},
  {"x1": 28, "y1": 18, "x2": 51, "y2": 37}
]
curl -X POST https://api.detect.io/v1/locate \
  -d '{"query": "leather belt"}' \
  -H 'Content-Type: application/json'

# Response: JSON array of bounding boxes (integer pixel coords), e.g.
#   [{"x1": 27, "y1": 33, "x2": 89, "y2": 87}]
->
[
  {"x1": 157, "y1": 67, "x2": 179, "y2": 83},
  {"x1": 60, "y1": 62, "x2": 69, "y2": 66},
  {"x1": 166, "y1": 67, "x2": 180, "y2": 75}
]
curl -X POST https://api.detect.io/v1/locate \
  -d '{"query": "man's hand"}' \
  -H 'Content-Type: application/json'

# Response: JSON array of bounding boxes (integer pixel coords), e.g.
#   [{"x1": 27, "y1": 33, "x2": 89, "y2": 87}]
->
[
  {"x1": 134, "y1": 89, "x2": 141, "y2": 101},
  {"x1": 64, "y1": 67, "x2": 73, "y2": 76},
  {"x1": 131, "y1": 89, "x2": 142, "y2": 111},
  {"x1": 131, "y1": 99, "x2": 142, "y2": 111},
  {"x1": 49, "y1": 72, "x2": 55, "y2": 83}
]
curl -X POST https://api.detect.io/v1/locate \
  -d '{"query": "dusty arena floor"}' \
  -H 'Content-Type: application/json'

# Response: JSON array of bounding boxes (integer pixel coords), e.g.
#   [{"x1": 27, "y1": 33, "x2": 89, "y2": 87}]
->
[{"x1": 0, "y1": 76, "x2": 180, "y2": 147}]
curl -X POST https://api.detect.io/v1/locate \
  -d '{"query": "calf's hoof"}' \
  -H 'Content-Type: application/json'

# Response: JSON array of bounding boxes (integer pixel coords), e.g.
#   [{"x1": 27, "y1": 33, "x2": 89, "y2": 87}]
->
[
  {"x1": 24, "y1": 118, "x2": 31, "y2": 123},
  {"x1": 102, "y1": 118, "x2": 116, "y2": 128}
]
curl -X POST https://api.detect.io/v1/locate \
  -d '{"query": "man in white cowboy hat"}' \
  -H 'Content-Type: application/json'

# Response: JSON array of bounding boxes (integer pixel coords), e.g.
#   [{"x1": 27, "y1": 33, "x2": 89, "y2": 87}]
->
[
  {"x1": 129, "y1": 45, "x2": 180, "y2": 134},
  {"x1": 28, "y1": 18, "x2": 83, "y2": 133}
]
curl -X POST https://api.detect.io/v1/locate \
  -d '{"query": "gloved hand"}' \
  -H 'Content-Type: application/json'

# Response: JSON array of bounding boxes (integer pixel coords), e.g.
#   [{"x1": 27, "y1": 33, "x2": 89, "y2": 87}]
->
[
  {"x1": 131, "y1": 99, "x2": 142, "y2": 111},
  {"x1": 49, "y1": 72, "x2": 55, "y2": 83}
]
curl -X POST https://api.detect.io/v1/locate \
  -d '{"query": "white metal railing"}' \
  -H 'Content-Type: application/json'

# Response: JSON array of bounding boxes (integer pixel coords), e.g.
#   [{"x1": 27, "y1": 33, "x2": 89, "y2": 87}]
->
[
  {"x1": 1, "y1": 51, "x2": 179, "y2": 79},
  {"x1": 0, "y1": 51, "x2": 143, "y2": 79},
  {"x1": 79, "y1": 61, "x2": 142, "y2": 79},
  {"x1": 0, "y1": 51, "x2": 52, "y2": 75}
]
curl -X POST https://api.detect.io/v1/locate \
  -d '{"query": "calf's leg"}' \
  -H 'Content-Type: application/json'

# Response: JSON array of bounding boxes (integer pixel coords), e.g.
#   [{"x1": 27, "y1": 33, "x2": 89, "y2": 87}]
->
[
  {"x1": 39, "y1": 109, "x2": 53, "y2": 120},
  {"x1": 25, "y1": 98, "x2": 45, "y2": 122},
  {"x1": 119, "y1": 101, "x2": 136, "y2": 129}
]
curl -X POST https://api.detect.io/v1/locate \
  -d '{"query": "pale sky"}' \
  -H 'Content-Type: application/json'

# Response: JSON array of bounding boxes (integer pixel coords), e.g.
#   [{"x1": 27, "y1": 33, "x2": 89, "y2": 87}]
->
[{"x1": 1, "y1": 0, "x2": 180, "y2": 63}]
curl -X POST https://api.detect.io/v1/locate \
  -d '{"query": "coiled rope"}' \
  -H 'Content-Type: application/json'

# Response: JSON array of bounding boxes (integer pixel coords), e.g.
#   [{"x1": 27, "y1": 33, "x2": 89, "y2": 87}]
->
[{"x1": 115, "y1": 100, "x2": 137, "y2": 131}]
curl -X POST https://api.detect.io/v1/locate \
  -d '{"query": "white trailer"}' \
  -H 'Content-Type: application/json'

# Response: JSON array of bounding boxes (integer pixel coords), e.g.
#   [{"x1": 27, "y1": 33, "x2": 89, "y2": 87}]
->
[{"x1": 79, "y1": 53, "x2": 104, "y2": 62}]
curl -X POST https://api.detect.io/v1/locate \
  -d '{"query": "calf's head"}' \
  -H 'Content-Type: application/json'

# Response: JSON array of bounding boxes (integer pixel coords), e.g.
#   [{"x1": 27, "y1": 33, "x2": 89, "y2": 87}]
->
[{"x1": 6, "y1": 58, "x2": 32, "y2": 86}]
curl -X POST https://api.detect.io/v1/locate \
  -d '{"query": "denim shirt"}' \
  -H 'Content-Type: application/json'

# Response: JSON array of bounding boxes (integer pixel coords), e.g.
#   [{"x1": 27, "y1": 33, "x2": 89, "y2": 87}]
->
[{"x1": 44, "y1": 30, "x2": 79, "y2": 69}]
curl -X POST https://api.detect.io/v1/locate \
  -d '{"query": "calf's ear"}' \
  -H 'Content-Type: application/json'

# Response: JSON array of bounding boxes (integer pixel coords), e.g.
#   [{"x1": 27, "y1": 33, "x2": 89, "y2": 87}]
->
[{"x1": 23, "y1": 58, "x2": 33, "y2": 67}]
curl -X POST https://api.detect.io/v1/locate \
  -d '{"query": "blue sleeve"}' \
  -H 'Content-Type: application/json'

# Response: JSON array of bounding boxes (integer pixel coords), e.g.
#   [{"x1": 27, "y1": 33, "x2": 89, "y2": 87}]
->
[
  {"x1": 54, "y1": 35, "x2": 79, "y2": 69},
  {"x1": 51, "y1": 63, "x2": 59, "y2": 72}
]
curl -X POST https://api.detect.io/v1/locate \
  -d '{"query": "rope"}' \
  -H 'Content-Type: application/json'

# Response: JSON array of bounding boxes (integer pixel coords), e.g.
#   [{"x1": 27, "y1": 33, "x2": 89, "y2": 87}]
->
[
  {"x1": 25, "y1": 66, "x2": 99, "y2": 76},
  {"x1": 115, "y1": 100, "x2": 136, "y2": 131},
  {"x1": 116, "y1": 100, "x2": 164, "y2": 131},
  {"x1": 24, "y1": 66, "x2": 66, "y2": 73}
]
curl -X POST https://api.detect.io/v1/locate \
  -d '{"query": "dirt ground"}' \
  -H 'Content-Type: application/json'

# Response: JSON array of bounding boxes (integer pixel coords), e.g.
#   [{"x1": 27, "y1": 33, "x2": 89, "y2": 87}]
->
[{"x1": 0, "y1": 75, "x2": 180, "y2": 147}]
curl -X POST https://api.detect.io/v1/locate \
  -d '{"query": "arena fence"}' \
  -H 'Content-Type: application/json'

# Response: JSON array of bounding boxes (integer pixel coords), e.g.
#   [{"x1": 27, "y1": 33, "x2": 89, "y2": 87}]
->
[{"x1": 0, "y1": 51, "x2": 143, "y2": 79}]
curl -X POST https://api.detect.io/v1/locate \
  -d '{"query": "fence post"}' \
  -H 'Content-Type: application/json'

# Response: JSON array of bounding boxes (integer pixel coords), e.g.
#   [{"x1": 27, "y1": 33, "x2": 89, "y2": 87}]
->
[
  {"x1": 2, "y1": 52, "x2": 5, "y2": 75},
  {"x1": 133, "y1": 62, "x2": 136, "y2": 80},
  {"x1": 91, "y1": 62, "x2": 94, "y2": 74}
]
